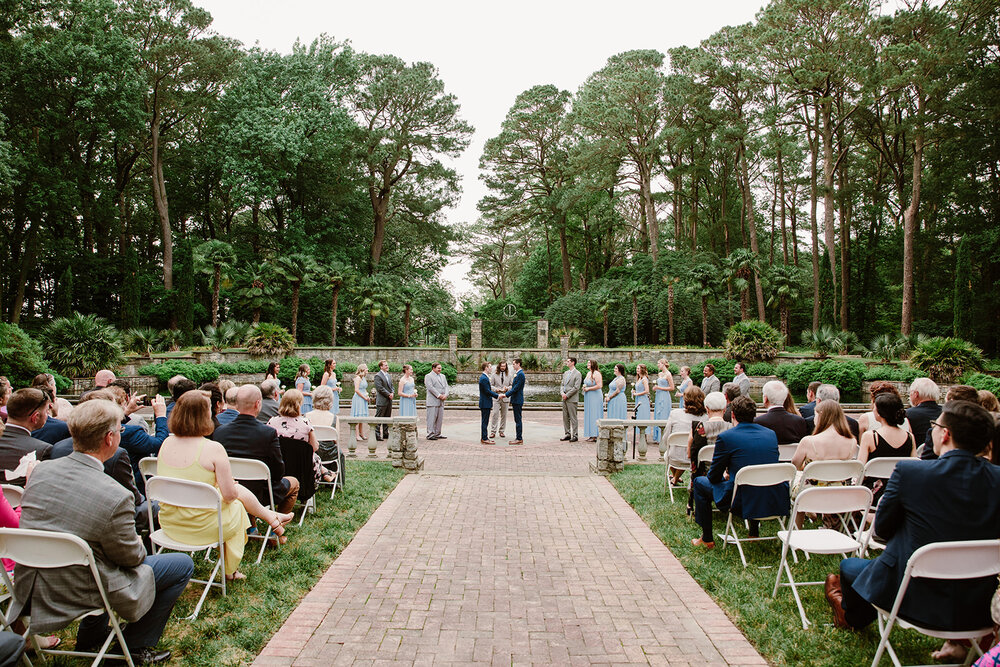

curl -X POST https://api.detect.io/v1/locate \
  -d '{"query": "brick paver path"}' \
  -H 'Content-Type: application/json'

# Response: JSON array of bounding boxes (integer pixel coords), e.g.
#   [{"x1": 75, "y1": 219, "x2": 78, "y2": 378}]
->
[{"x1": 255, "y1": 409, "x2": 766, "y2": 666}]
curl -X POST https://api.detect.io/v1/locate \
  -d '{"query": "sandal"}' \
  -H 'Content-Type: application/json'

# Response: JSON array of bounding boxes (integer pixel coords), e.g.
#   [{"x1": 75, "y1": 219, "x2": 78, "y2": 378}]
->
[
  {"x1": 34, "y1": 636, "x2": 60, "y2": 650},
  {"x1": 225, "y1": 571, "x2": 247, "y2": 581}
]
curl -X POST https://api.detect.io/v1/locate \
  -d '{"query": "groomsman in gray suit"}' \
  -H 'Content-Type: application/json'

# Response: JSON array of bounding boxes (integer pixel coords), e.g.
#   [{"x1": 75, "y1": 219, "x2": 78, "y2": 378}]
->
[
  {"x1": 373, "y1": 360, "x2": 393, "y2": 441},
  {"x1": 424, "y1": 363, "x2": 449, "y2": 440},
  {"x1": 560, "y1": 357, "x2": 582, "y2": 442}
]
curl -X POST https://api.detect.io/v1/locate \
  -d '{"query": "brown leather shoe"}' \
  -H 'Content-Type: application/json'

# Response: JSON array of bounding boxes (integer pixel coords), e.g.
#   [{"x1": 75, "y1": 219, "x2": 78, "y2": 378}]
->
[
  {"x1": 825, "y1": 574, "x2": 850, "y2": 629},
  {"x1": 481, "y1": 439, "x2": 495, "y2": 445},
  {"x1": 508, "y1": 440, "x2": 523, "y2": 445},
  {"x1": 691, "y1": 537, "x2": 715, "y2": 549}
]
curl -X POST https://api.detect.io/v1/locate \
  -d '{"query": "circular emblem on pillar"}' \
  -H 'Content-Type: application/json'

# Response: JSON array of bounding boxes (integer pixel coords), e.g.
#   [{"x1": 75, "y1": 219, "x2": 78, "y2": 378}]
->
[{"x1": 503, "y1": 303, "x2": 516, "y2": 319}]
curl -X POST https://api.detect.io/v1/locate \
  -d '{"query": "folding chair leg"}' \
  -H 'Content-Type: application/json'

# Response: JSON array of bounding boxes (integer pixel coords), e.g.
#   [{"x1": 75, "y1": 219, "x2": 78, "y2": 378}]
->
[
  {"x1": 105, "y1": 615, "x2": 135, "y2": 667},
  {"x1": 186, "y1": 546, "x2": 226, "y2": 621},
  {"x1": 666, "y1": 470, "x2": 674, "y2": 503},
  {"x1": 871, "y1": 613, "x2": 902, "y2": 667},
  {"x1": 784, "y1": 559, "x2": 809, "y2": 629},
  {"x1": 719, "y1": 514, "x2": 750, "y2": 568},
  {"x1": 255, "y1": 522, "x2": 272, "y2": 565}
]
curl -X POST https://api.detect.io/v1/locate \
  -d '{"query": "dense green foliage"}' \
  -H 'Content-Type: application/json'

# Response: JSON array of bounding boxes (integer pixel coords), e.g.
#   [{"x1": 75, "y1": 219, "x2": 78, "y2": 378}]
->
[
  {"x1": 0, "y1": 323, "x2": 69, "y2": 390},
  {"x1": 776, "y1": 360, "x2": 868, "y2": 394},
  {"x1": 723, "y1": 321, "x2": 783, "y2": 362},
  {"x1": 245, "y1": 323, "x2": 296, "y2": 358},
  {"x1": 908, "y1": 336, "x2": 984, "y2": 384},
  {"x1": 39, "y1": 313, "x2": 125, "y2": 377}
]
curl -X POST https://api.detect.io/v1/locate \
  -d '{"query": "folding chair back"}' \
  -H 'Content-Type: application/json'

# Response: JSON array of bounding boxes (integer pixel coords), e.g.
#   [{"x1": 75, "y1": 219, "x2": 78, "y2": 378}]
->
[
  {"x1": 697, "y1": 445, "x2": 715, "y2": 467},
  {"x1": 0, "y1": 484, "x2": 23, "y2": 509},
  {"x1": 861, "y1": 456, "x2": 909, "y2": 482},
  {"x1": 138, "y1": 456, "x2": 157, "y2": 480},
  {"x1": 228, "y1": 457, "x2": 278, "y2": 564},
  {"x1": 777, "y1": 444, "x2": 798, "y2": 462},
  {"x1": 664, "y1": 432, "x2": 691, "y2": 502},
  {"x1": 791, "y1": 485, "x2": 872, "y2": 517},
  {"x1": 732, "y1": 462, "x2": 798, "y2": 493},
  {"x1": 279, "y1": 437, "x2": 316, "y2": 503},
  {"x1": 801, "y1": 459, "x2": 864, "y2": 486},
  {"x1": 313, "y1": 425, "x2": 338, "y2": 443}
]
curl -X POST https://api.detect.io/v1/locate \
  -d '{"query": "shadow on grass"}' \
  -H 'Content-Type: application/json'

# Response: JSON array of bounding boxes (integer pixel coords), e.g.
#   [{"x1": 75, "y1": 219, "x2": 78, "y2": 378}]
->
[{"x1": 609, "y1": 464, "x2": 941, "y2": 667}]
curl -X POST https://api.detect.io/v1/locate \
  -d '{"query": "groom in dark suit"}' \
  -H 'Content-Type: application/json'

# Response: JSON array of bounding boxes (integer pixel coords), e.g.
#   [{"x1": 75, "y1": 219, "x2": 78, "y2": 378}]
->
[
  {"x1": 478, "y1": 362, "x2": 499, "y2": 444},
  {"x1": 826, "y1": 400, "x2": 1000, "y2": 634},
  {"x1": 373, "y1": 360, "x2": 393, "y2": 441},
  {"x1": 504, "y1": 358, "x2": 526, "y2": 445}
]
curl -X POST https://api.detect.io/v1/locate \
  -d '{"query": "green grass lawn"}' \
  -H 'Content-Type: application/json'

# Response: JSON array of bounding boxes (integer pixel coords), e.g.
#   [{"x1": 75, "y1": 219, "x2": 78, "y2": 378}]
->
[
  {"x1": 49, "y1": 460, "x2": 404, "y2": 666},
  {"x1": 610, "y1": 464, "x2": 943, "y2": 667}
]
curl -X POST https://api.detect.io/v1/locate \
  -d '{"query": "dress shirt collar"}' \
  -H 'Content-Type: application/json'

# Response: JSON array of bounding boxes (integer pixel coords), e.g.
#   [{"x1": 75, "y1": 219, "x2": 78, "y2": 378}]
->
[{"x1": 2, "y1": 424, "x2": 30, "y2": 436}]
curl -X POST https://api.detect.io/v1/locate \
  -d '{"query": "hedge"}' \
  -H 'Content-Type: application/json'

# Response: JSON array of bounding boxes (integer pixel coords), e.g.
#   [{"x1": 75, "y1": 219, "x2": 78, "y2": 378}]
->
[{"x1": 775, "y1": 360, "x2": 867, "y2": 394}]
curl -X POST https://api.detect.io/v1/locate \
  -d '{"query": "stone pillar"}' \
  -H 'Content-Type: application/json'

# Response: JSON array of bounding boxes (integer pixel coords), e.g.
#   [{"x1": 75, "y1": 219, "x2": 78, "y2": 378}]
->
[
  {"x1": 590, "y1": 419, "x2": 625, "y2": 475},
  {"x1": 448, "y1": 334, "x2": 458, "y2": 356},
  {"x1": 470, "y1": 319, "x2": 483, "y2": 349},
  {"x1": 390, "y1": 422, "x2": 423, "y2": 473},
  {"x1": 559, "y1": 335, "x2": 569, "y2": 360},
  {"x1": 536, "y1": 320, "x2": 549, "y2": 349}
]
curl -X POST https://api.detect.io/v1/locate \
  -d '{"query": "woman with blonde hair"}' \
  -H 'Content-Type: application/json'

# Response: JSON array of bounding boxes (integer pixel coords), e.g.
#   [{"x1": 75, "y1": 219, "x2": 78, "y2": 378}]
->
[
  {"x1": 351, "y1": 364, "x2": 371, "y2": 441},
  {"x1": 582, "y1": 360, "x2": 603, "y2": 442},
  {"x1": 792, "y1": 400, "x2": 857, "y2": 471},
  {"x1": 652, "y1": 359, "x2": 675, "y2": 443},
  {"x1": 676, "y1": 366, "x2": 693, "y2": 410},
  {"x1": 157, "y1": 392, "x2": 293, "y2": 581},
  {"x1": 269, "y1": 389, "x2": 334, "y2": 484}
]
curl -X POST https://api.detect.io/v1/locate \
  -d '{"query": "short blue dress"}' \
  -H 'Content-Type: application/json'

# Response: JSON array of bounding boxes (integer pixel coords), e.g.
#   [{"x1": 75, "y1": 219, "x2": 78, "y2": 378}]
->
[
  {"x1": 606, "y1": 376, "x2": 627, "y2": 420},
  {"x1": 295, "y1": 376, "x2": 312, "y2": 413},
  {"x1": 583, "y1": 375, "x2": 603, "y2": 438},
  {"x1": 351, "y1": 377, "x2": 369, "y2": 417},
  {"x1": 326, "y1": 374, "x2": 340, "y2": 414},
  {"x1": 652, "y1": 377, "x2": 672, "y2": 442},
  {"x1": 400, "y1": 379, "x2": 416, "y2": 417}
]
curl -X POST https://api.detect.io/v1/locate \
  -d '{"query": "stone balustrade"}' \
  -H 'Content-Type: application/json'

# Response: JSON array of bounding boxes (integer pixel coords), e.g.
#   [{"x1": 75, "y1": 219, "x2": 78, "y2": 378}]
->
[
  {"x1": 618, "y1": 419, "x2": 673, "y2": 461},
  {"x1": 591, "y1": 419, "x2": 626, "y2": 475},
  {"x1": 339, "y1": 416, "x2": 423, "y2": 473}
]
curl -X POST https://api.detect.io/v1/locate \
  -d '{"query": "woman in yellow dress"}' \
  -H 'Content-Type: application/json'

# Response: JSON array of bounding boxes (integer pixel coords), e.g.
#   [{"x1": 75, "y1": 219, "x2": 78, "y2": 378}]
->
[{"x1": 156, "y1": 391, "x2": 294, "y2": 580}]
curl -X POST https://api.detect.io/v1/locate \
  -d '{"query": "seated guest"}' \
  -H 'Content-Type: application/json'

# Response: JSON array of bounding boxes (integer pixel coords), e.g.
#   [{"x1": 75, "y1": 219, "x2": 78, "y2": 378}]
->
[
  {"x1": 691, "y1": 396, "x2": 786, "y2": 548},
  {"x1": 102, "y1": 386, "x2": 168, "y2": 494},
  {"x1": 755, "y1": 380, "x2": 808, "y2": 444},
  {"x1": 978, "y1": 389, "x2": 999, "y2": 414},
  {"x1": 799, "y1": 381, "x2": 822, "y2": 420},
  {"x1": 685, "y1": 391, "x2": 733, "y2": 515},
  {"x1": 164, "y1": 375, "x2": 185, "y2": 411},
  {"x1": 0, "y1": 389, "x2": 53, "y2": 484},
  {"x1": 268, "y1": 390, "x2": 334, "y2": 484},
  {"x1": 156, "y1": 392, "x2": 293, "y2": 582},
  {"x1": 216, "y1": 386, "x2": 239, "y2": 426},
  {"x1": 905, "y1": 377, "x2": 940, "y2": 447},
  {"x1": 721, "y1": 383, "x2": 741, "y2": 424},
  {"x1": 199, "y1": 383, "x2": 225, "y2": 431},
  {"x1": 308, "y1": 385, "x2": 344, "y2": 487},
  {"x1": 858, "y1": 393, "x2": 917, "y2": 465},
  {"x1": 93, "y1": 369, "x2": 116, "y2": 389},
  {"x1": 257, "y1": 380, "x2": 281, "y2": 423},
  {"x1": 12, "y1": 399, "x2": 193, "y2": 665},
  {"x1": 666, "y1": 386, "x2": 707, "y2": 437},
  {"x1": 30, "y1": 374, "x2": 73, "y2": 420},
  {"x1": 109, "y1": 379, "x2": 149, "y2": 428},
  {"x1": 792, "y1": 401, "x2": 857, "y2": 471},
  {"x1": 919, "y1": 385, "x2": 978, "y2": 460},
  {"x1": 213, "y1": 385, "x2": 300, "y2": 515},
  {"x1": 825, "y1": 400, "x2": 1000, "y2": 665},
  {"x1": 164, "y1": 378, "x2": 196, "y2": 421},
  {"x1": 805, "y1": 384, "x2": 860, "y2": 440},
  {"x1": 858, "y1": 381, "x2": 912, "y2": 440},
  {"x1": 0, "y1": 376, "x2": 10, "y2": 422}
]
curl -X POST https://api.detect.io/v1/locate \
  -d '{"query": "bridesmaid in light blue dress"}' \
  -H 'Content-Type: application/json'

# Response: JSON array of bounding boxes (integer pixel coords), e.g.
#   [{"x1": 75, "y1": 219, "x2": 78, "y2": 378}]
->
[
  {"x1": 294, "y1": 364, "x2": 313, "y2": 413},
  {"x1": 676, "y1": 366, "x2": 693, "y2": 410},
  {"x1": 605, "y1": 364, "x2": 628, "y2": 420},
  {"x1": 634, "y1": 365, "x2": 651, "y2": 422},
  {"x1": 321, "y1": 359, "x2": 341, "y2": 415},
  {"x1": 398, "y1": 364, "x2": 417, "y2": 417},
  {"x1": 351, "y1": 364, "x2": 371, "y2": 441},
  {"x1": 652, "y1": 358, "x2": 675, "y2": 443},
  {"x1": 582, "y1": 360, "x2": 604, "y2": 441}
]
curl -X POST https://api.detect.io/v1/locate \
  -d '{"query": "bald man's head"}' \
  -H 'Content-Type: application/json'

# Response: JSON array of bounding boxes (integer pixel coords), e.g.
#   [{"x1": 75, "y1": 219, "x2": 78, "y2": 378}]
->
[
  {"x1": 235, "y1": 384, "x2": 262, "y2": 415},
  {"x1": 94, "y1": 369, "x2": 116, "y2": 388}
]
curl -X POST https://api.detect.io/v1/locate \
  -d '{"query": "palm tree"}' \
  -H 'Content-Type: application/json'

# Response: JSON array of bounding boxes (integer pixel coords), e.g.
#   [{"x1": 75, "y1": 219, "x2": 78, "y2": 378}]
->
[
  {"x1": 275, "y1": 253, "x2": 321, "y2": 342},
  {"x1": 326, "y1": 260, "x2": 353, "y2": 347},
  {"x1": 233, "y1": 263, "x2": 278, "y2": 324},
  {"x1": 194, "y1": 240, "x2": 235, "y2": 327},
  {"x1": 686, "y1": 263, "x2": 719, "y2": 347},
  {"x1": 765, "y1": 264, "x2": 804, "y2": 342},
  {"x1": 357, "y1": 275, "x2": 395, "y2": 346},
  {"x1": 724, "y1": 248, "x2": 762, "y2": 322},
  {"x1": 658, "y1": 252, "x2": 691, "y2": 346},
  {"x1": 593, "y1": 287, "x2": 618, "y2": 347},
  {"x1": 624, "y1": 280, "x2": 647, "y2": 347},
  {"x1": 397, "y1": 285, "x2": 418, "y2": 346}
]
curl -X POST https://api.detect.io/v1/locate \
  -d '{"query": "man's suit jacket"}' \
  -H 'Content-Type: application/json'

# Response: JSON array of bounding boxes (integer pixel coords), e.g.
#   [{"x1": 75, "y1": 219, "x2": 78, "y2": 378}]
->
[
  {"x1": 561, "y1": 369, "x2": 582, "y2": 404},
  {"x1": 424, "y1": 372, "x2": 448, "y2": 408},
  {"x1": 213, "y1": 414, "x2": 289, "y2": 507},
  {"x1": 700, "y1": 374, "x2": 721, "y2": 395},
  {"x1": 707, "y1": 422, "x2": 787, "y2": 520},
  {"x1": 490, "y1": 372, "x2": 509, "y2": 403},
  {"x1": 50, "y1": 439, "x2": 142, "y2": 506},
  {"x1": 257, "y1": 398, "x2": 280, "y2": 423},
  {"x1": 506, "y1": 370, "x2": 526, "y2": 406},
  {"x1": 906, "y1": 401, "x2": 941, "y2": 458},
  {"x1": 853, "y1": 449, "x2": 1000, "y2": 630},
  {"x1": 798, "y1": 400, "x2": 817, "y2": 420},
  {"x1": 478, "y1": 374, "x2": 498, "y2": 410},
  {"x1": 30, "y1": 418, "x2": 70, "y2": 445},
  {"x1": 120, "y1": 417, "x2": 168, "y2": 493},
  {"x1": 216, "y1": 408, "x2": 239, "y2": 426},
  {"x1": 805, "y1": 412, "x2": 860, "y2": 441},
  {"x1": 755, "y1": 407, "x2": 808, "y2": 445},
  {"x1": 374, "y1": 371, "x2": 393, "y2": 408},
  {"x1": 733, "y1": 373, "x2": 751, "y2": 397},
  {"x1": 0, "y1": 427, "x2": 52, "y2": 486},
  {"x1": 12, "y1": 452, "x2": 154, "y2": 633}
]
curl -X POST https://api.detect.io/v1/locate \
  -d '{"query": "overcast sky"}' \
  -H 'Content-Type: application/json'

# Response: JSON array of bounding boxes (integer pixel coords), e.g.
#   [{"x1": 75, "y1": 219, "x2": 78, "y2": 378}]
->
[{"x1": 197, "y1": 0, "x2": 771, "y2": 297}]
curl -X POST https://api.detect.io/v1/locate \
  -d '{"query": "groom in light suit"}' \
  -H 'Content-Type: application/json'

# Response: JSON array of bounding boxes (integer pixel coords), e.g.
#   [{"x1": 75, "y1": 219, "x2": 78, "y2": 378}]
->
[
  {"x1": 560, "y1": 357, "x2": 582, "y2": 442},
  {"x1": 373, "y1": 360, "x2": 393, "y2": 441},
  {"x1": 424, "y1": 363, "x2": 449, "y2": 440}
]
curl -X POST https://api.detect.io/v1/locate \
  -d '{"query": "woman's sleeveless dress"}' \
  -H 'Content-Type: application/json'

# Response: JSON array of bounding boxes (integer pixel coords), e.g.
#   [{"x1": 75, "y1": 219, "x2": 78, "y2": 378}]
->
[
  {"x1": 652, "y1": 377, "x2": 672, "y2": 442},
  {"x1": 677, "y1": 377, "x2": 693, "y2": 410},
  {"x1": 583, "y1": 376, "x2": 602, "y2": 438},
  {"x1": 635, "y1": 378, "x2": 651, "y2": 422},
  {"x1": 606, "y1": 377, "x2": 627, "y2": 420},
  {"x1": 326, "y1": 374, "x2": 340, "y2": 414},
  {"x1": 351, "y1": 377, "x2": 369, "y2": 417},
  {"x1": 156, "y1": 439, "x2": 251, "y2": 576},
  {"x1": 296, "y1": 376, "x2": 312, "y2": 413},
  {"x1": 400, "y1": 379, "x2": 416, "y2": 416}
]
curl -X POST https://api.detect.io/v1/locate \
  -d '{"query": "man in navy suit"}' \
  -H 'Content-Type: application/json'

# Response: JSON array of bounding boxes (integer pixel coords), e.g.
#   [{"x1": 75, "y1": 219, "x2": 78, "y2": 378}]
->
[
  {"x1": 755, "y1": 380, "x2": 808, "y2": 444},
  {"x1": 798, "y1": 382, "x2": 822, "y2": 420},
  {"x1": 478, "y1": 362, "x2": 499, "y2": 445},
  {"x1": 31, "y1": 415, "x2": 70, "y2": 445},
  {"x1": 692, "y1": 395, "x2": 786, "y2": 548},
  {"x1": 827, "y1": 400, "x2": 1000, "y2": 636},
  {"x1": 504, "y1": 358, "x2": 526, "y2": 445}
]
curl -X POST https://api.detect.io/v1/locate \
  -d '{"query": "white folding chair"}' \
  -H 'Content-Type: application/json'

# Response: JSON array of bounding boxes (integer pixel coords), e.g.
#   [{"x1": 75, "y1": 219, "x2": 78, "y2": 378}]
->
[
  {"x1": 0, "y1": 528, "x2": 135, "y2": 666},
  {"x1": 799, "y1": 460, "x2": 866, "y2": 535},
  {"x1": 857, "y1": 457, "x2": 911, "y2": 553},
  {"x1": 778, "y1": 443, "x2": 799, "y2": 462},
  {"x1": 0, "y1": 485, "x2": 23, "y2": 509},
  {"x1": 137, "y1": 456, "x2": 158, "y2": 481},
  {"x1": 664, "y1": 432, "x2": 691, "y2": 502},
  {"x1": 697, "y1": 445, "x2": 715, "y2": 469},
  {"x1": 313, "y1": 425, "x2": 340, "y2": 500},
  {"x1": 772, "y1": 486, "x2": 873, "y2": 629},
  {"x1": 870, "y1": 539, "x2": 1000, "y2": 667},
  {"x1": 718, "y1": 462, "x2": 797, "y2": 568},
  {"x1": 144, "y1": 477, "x2": 226, "y2": 620},
  {"x1": 228, "y1": 458, "x2": 278, "y2": 565}
]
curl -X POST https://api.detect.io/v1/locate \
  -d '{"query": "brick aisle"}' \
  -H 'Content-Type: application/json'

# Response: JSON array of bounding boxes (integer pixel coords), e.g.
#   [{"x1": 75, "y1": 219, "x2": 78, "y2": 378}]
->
[{"x1": 254, "y1": 411, "x2": 766, "y2": 666}]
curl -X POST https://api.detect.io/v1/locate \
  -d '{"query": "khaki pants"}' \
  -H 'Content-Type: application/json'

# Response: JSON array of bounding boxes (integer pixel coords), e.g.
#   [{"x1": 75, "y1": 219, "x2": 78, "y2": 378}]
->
[
  {"x1": 562, "y1": 400, "x2": 578, "y2": 438},
  {"x1": 426, "y1": 405, "x2": 443, "y2": 437},
  {"x1": 489, "y1": 398, "x2": 508, "y2": 435}
]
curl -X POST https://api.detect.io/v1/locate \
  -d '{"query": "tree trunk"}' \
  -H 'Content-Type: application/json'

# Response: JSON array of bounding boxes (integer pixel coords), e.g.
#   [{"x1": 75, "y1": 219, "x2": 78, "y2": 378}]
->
[
  {"x1": 673, "y1": 173, "x2": 683, "y2": 248},
  {"x1": 778, "y1": 146, "x2": 788, "y2": 264},
  {"x1": 403, "y1": 302, "x2": 411, "y2": 346},
  {"x1": 368, "y1": 313, "x2": 376, "y2": 346},
  {"x1": 807, "y1": 103, "x2": 821, "y2": 331},
  {"x1": 603, "y1": 311, "x2": 609, "y2": 347},
  {"x1": 901, "y1": 101, "x2": 923, "y2": 336},
  {"x1": 739, "y1": 140, "x2": 766, "y2": 321},
  {"x1": 667, "y1": 282, "x2": 675, "y2": 346},
  {"x1": 639, "y1": 162, "x2": 657, "y2": 260},
  {"x1": 820, "y1": 97, "x2": 839, "y2": 320},
  {"x1": 330, "y1": 287, "x2": 340, "y2": 346},
  {"x1": 781, "y1": 298, "x2": 789, "y2": 343},
  {"x1": 290, "y1": 283, "x2": 301, "y2": 342},
  {"x1": 151, "y1": 116, "x2": 172, "y2": 292},
  {"x1": 690, "y1": 176, "x2": 699, "y2": 251},
  {"x1": 701, "y1": 297, "x2": 709, "y2": 347},
  {"x1": 839, "y1": 164, "x2": 850, "y2": 331},
  {"x1": 557, "y1": 213, "x2": 572, "y2": 293},
  {"x1": 211, "y1": 265, "x2": 221, "y2": 327},
  {"x1": 369, "y1": 185, "x2": 390, "y2": 272},
  {"x1": 632, "y1": 297, "x2": 638, "y2": 347},
  {"x1": 253, "y1": 307, "x2": 261, "y2": 324},
  {"x1": 740, "y1": 286, "x2": 749, "y2": 322}
]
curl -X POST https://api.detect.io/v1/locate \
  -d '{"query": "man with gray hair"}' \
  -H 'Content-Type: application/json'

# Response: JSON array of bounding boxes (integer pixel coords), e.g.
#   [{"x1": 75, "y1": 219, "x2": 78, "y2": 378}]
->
[
  {"x1": 216, "y1": 386, "x2": 240, "y2": 426},
  {"x1": 754, "y1": 380, "x2": 807, "y2": 444},
  {"x1": 257, "y1": 379, "x2": 281, "y2": 423},
  {"x1": 906, "y1": 377, "x2": 941, "y2": 449},
  {"x1": 806, "y1": 384, "x2": 860, "y2": 440}
]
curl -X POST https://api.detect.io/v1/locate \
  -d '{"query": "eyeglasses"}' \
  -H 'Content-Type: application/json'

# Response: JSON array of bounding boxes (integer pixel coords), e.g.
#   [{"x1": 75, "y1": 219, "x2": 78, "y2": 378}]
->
[{"x1": 930, "y1": 419, "x2": 948, "y2": 431}]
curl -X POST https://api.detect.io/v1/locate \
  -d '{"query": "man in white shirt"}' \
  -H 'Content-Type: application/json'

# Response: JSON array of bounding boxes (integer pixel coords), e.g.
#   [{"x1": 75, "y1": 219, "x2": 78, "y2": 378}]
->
[{"x1": 733, "y1": 362, "x2": 751, "y2": 397}]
